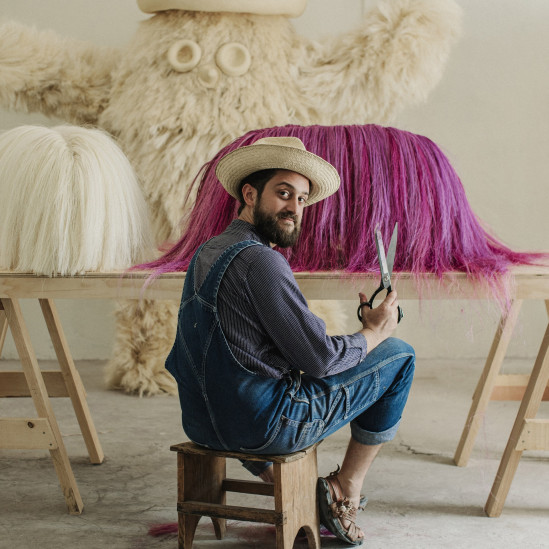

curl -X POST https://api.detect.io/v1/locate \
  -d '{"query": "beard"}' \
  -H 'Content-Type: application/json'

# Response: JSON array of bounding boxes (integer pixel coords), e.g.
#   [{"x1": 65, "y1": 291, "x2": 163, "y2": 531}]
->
[{"x1": 253, "y1": 203, "x2": 301, "y2": 248}]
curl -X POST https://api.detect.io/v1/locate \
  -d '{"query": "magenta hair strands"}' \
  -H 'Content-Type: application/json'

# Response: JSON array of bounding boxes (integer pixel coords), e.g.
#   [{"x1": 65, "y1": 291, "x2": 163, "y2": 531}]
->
[{"x1": 137, "y1": 124, "x2": 546, "y2": 306}]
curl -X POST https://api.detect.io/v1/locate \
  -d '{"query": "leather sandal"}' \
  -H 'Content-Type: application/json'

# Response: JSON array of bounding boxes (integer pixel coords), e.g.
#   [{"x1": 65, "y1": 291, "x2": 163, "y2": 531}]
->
[{"x1": 317, "y1": 468, "x2": 365, "y2": 545}]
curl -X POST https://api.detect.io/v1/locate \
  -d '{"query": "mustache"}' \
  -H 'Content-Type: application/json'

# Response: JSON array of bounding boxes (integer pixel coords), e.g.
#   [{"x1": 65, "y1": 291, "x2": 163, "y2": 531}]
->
[{"x1": 277, "y1": 212, "x2": 298, "y2": 223}]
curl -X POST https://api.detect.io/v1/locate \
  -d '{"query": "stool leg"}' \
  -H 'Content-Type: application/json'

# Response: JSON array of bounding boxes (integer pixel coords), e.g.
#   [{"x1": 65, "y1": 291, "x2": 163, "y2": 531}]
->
[
  {"x1": 177, "y1": 451, "x2": 227, "y2": 548},
  {"x1": 274, "y1": 449, "x2": 320, "y2": 549},
  {"x1": 211, "y1": 517, "x2": 227, "y2": 540},
  {"x1": 179, "y1": 515, "x2": 200, "y2": 549}
]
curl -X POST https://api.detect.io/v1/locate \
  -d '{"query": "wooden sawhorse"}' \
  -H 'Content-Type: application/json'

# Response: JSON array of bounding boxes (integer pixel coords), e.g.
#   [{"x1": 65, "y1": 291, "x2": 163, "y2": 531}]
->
[
  {"x1": 453, "y1": 298, "x2": 549, "y2": 516},
  {"x1": 0, "y1": 297, "x2": 104, "y2": 514}
]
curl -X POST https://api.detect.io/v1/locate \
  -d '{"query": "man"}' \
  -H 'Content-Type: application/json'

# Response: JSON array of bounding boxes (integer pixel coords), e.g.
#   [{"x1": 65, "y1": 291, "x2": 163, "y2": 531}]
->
[{"x1": 165, "y1": 136, "x2": 415, "y2": 545}]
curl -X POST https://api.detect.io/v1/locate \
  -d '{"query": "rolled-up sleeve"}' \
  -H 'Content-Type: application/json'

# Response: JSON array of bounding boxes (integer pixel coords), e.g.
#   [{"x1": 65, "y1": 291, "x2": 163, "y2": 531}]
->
[{"x1": 245, "y1": 248, "x2": 367, "y2": 378}]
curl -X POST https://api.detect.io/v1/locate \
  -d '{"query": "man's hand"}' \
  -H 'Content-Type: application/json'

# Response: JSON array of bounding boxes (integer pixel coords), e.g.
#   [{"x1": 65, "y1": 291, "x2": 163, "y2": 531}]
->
[{"x1": 358, "y1": 290, "x2": 399, "y2": 353}]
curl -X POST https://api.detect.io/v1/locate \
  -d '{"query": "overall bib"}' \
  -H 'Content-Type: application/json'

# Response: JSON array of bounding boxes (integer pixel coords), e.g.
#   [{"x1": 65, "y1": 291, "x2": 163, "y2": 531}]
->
[{"x1": 165, "y1": 240, "x2": 295, "y2": 452}]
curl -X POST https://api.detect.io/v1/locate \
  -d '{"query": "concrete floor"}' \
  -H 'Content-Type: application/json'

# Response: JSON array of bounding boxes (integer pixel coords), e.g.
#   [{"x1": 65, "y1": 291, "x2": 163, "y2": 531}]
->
[{"x1": 0, "y1": 357, "x2": 548, "y2": 549}]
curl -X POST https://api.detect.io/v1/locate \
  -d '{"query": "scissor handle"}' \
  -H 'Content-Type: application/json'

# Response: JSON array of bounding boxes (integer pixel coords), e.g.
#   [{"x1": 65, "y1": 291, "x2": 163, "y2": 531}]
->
[
  {"x1": 357, "y1": 286, "x2": 403, "y2": 324},
  {"x1": 356, "y1": 283, "x2": 383, "y2": 322},
  {"x1": 356, "y1": 301, "x2": 369, "y2": 322}
]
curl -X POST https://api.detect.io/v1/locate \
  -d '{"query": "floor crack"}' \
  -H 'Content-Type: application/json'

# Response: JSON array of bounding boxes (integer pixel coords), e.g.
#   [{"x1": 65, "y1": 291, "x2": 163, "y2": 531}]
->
[{"x1": 398, "y1": 441, "x2": 438, "y2": 456}]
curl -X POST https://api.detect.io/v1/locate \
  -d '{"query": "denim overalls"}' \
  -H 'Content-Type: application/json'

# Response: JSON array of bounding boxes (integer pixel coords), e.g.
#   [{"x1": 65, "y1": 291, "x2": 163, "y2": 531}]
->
[
  {"x1": 166, "y1": 240, "x2": 295, "y2": 453},
  {"x1": 166, "y1": 238, "x2": 415, "y2": 462}
]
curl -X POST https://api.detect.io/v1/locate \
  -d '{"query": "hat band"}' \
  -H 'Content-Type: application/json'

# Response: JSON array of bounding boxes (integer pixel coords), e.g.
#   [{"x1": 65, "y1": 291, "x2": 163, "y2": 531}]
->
[{"x1": 137, "y1": 0, "x2": 307, "y2": 17}]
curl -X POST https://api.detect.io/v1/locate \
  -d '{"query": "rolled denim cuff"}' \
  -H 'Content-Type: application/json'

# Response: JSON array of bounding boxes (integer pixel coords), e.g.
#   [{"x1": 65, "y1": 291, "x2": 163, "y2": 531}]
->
[
  {"x1": 350, "y1": 418, "x2": 400, "y2": 445},
  {"x1": 240, "y1": 459, "x2": 273, "y2": 476}
]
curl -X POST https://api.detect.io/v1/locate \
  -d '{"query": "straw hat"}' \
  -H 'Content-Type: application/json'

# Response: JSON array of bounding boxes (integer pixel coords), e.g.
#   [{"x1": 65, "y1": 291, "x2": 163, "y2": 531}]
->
[
  {"x1": 215, "y1": 136, "x2": 340, "y2": 206},
  {"x1": 137, "y1": 0, "x2": 307, "y2": 17}
]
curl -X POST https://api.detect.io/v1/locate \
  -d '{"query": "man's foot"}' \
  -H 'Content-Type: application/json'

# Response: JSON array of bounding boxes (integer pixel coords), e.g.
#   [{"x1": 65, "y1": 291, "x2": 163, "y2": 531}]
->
[
  {"x1": 258, "y1": 464, "x2": 367, "y2": 506},
  {"x1": 317, "y1": 469, "x2": 365, "y2": 546}
]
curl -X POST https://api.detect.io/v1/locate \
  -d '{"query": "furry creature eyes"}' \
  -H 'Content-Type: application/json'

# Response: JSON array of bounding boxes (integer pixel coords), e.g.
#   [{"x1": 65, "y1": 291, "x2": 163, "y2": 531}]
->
[
  {"x1": 167, "y1": 40, "x2": 251, "y2": 78},
  {"x1": 215, "y1": 42, "x2": 251, "y2": 76},
  {"x1": 167, "y1": 39, "x2": 202, "y2": 72}
]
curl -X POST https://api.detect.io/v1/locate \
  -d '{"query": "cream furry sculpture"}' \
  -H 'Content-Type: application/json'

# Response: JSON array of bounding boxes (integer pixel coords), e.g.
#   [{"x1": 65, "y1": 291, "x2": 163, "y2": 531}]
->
[
  {"x1": 0, "y1": 0, "x2": 461, "y2": 395},
  {"x1": 0, "y1": 124, "x2": 152, "y2": 275}
]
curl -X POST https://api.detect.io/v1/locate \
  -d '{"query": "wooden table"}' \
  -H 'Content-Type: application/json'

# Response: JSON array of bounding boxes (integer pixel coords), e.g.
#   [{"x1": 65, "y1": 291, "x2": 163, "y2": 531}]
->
[{"x1": 1, "y1": 268, "x2": 548, "y2": 516}]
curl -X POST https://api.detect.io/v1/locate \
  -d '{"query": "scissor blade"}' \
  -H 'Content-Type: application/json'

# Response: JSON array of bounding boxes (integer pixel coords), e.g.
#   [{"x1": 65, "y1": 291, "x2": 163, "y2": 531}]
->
[
  {"x1": 386, "y1": 222, "x2": 398, "y2": 276},
  {"x1": 374, "y1": 226, "x2": 391, "y2": 289}
]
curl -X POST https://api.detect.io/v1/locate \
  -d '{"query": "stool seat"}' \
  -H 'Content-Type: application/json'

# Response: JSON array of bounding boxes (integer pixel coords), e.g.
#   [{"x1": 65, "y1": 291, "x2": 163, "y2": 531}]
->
[{"x1": 170, "y1": 441, "x2": 321, "y2": 548}]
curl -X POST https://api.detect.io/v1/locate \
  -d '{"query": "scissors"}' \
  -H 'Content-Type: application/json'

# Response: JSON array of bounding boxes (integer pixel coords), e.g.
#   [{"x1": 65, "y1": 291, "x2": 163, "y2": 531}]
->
[{"x1": 357, "y1": 223, "x2": 403, "y2": 324}]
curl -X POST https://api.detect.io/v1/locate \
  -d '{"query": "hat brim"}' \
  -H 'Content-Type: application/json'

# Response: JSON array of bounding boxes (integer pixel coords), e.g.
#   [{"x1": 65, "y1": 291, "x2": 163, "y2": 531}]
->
[
  {"x1": 138, "y1": 0, "x2": 307, "y2": 17},
  {"x1": 215, "y1": 143, "x2": 340, "y2": 206}
]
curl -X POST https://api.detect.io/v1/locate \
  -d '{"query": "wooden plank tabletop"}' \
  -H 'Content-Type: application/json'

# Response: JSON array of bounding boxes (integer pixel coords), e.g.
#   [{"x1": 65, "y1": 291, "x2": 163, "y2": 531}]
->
[{"x1": 1, "y1": 266, "x2": 549, "y2": 301}]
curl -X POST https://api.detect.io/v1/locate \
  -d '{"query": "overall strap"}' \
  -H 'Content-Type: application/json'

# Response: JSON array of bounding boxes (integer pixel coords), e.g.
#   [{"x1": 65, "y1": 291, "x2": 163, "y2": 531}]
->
[
  {"x1": 184, "y1": 241, "x2": 208, "y2": 292},
  {"x1": 196, "y1": 240, "x2": 263, "y2": 303}
]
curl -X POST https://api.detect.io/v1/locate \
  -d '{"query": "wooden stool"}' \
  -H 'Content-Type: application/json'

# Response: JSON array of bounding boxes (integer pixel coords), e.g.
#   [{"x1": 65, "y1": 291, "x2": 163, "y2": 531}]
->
[{"x1": 170, "y1": 442, "x2": 321, "y2": 548}]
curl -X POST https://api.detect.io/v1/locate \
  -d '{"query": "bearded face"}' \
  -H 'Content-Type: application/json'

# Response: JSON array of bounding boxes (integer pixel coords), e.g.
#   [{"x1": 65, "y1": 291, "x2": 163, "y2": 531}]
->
[
  {"x1": 249, "y1": 170, "x2": 309, "y2": 248},
  {"x1": 253, "y1": 200, "x2": 301, "y2": 248}
]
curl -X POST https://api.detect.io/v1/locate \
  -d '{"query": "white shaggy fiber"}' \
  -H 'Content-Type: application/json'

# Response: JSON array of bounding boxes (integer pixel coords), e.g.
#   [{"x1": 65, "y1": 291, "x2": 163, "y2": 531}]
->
[{"x1": 0, "y1": 125, "x2": 153, "y2": 275}]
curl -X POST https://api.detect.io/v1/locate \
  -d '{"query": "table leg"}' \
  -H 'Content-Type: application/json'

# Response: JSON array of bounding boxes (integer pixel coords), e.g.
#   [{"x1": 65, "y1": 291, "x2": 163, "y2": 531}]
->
[
  {"x1": 454, "y1": 300, "x2": 523, "y2": 466},
  {"x1": 39, "y1": 298, "x2": 104, "y2": 464},
  {"x1": 1, "y1": 297, "x2": 84, "y2": 514},
  {"x1": 484, "y1": 319, "x2": 549, "y2": 517},
  {"x1": 0, "y1": 303, "x2": 8, "y2": 355}
]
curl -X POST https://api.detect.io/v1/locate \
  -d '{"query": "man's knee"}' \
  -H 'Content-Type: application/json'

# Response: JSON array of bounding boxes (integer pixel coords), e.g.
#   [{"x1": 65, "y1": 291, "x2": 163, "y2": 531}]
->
[
  {"x1": 381, "y1": 337, "x2": 415, "y2": 360},
  {"x1": 382, "y1": 337, "x2": 415, "y2": 386}
]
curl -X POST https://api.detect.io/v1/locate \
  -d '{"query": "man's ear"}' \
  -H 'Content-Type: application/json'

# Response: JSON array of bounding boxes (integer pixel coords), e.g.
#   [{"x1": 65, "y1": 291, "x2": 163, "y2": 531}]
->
[{"x1": 241, "y1": 183, "x2": 257, "y2": 207}]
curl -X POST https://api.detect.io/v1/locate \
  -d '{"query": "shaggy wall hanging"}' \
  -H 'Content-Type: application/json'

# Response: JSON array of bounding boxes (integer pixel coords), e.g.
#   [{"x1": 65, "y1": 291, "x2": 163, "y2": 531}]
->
[{"x1": 0, "y1": 125, "x2": 153, "y2": 275}]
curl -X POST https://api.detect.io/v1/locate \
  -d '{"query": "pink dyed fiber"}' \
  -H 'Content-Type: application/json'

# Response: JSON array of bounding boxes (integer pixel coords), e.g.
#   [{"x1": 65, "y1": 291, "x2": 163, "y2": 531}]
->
[
  {"x1": 138, "y1": 124, "x2": 546, "y2": 302},
  {"x1": 147, "y1": 522, "x2": 177, "y2": 536}
]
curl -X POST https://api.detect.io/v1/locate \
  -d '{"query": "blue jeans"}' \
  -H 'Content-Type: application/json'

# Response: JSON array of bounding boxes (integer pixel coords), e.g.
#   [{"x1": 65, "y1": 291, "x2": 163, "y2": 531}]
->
[
  {"x1": 241, "y1": 336, "x2": 415, "y2": 475},
  {"x1": 166, "y1": 240, "x2": 415, "y2": 476}
]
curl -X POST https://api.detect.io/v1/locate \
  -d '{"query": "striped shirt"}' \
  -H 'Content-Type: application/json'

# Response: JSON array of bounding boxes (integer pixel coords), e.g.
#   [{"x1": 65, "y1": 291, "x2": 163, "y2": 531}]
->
[{"x1": 194, "y1": 219, "x2": 368, "y2": 379}]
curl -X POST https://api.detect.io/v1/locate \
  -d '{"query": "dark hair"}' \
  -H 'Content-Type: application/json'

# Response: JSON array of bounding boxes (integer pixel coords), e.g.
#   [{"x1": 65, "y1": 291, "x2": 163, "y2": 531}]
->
[{"x1": 237, "y1": 169, "x2": 279, "y2": 214}]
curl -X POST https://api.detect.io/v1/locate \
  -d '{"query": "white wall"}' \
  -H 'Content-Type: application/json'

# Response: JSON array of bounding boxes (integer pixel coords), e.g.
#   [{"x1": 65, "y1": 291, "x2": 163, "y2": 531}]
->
[
  {"x1": 1, "y1": 0, "x2": 548, "y2": 360},
  {"x1": 398, "y1": 0, "x2": 549, "y2": 360}
]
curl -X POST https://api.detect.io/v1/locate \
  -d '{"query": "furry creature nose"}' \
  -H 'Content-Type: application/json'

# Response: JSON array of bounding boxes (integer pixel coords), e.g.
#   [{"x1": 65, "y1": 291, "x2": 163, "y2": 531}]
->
[{"x1": 197, "y1": 64, "x2": 219, "y2": 88}]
